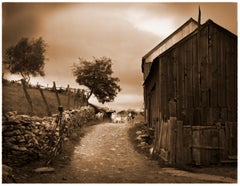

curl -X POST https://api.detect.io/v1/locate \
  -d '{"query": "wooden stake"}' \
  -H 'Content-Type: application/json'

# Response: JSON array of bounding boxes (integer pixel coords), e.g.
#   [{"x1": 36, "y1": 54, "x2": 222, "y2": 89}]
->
[
  {"x1": 21, "y1": 79, "x2": 34, "y2": 115},
  {"x1": 53, "y1": 81, "x2": 61, "y2": 106},
  {"x1": 38, "y1": 85, "x2": 51, "y2": 116}
]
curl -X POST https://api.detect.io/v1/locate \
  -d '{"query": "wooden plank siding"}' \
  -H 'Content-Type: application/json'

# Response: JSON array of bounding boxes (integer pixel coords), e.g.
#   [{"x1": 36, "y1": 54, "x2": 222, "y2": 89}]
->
[
  {"x1": 145, "y1": 20, "x2": 237, "y2": 126},
  {"x1": 210, "y1": 23, "x2": 237, "y2": 122},
  {"x1": 144, "y1": 19, "x2": 237, "y2": 166}
]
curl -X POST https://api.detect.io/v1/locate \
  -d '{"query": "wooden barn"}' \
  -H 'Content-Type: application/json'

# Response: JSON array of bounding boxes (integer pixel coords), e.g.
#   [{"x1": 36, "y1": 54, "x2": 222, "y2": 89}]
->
[{"x1": 142, "y1": 18, "x2": 237, "y2": 166}]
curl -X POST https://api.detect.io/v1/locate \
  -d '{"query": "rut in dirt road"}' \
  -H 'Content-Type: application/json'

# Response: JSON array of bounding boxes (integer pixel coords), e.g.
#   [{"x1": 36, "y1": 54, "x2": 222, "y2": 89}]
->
[{"x1": 21, "y1": 122, "x2": 236, "y2": 183}]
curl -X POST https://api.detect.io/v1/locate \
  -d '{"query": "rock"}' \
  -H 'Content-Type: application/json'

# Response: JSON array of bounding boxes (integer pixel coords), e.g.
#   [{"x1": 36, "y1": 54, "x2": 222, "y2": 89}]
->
[
  {"x1": 34, "y1": 167, "x2": 55, "y2": 173},
  {"x1": 136, "y1": 131, "x2": 142, "y2": 135},
  {"x1": 139, "y1": 134, "x2": 150, "y2": 139},
  {"x1": 2, "y1": 108, "x2": 91, "y2": 166},
  {"x1": 136, "y1": 136, "x2": 142, "y2": 141},
  {"x1": 70, "y1": 132, "x2": 78, "y2": 140},
  {"x1": 10, "y1": 145, "x2": 28, "y2": 151},
  {"x1": 137, "y1": 141, "x2": 148, "y2": 147},
  {"x1": 2, "y1": 164, "x2": 15, "y2": 183},
  {"x1": 3, "y1": 130, "x2": 21, "y2": 137},
  {"x1": 2, "y1": 164, "x2": 12, "y2": 177}
]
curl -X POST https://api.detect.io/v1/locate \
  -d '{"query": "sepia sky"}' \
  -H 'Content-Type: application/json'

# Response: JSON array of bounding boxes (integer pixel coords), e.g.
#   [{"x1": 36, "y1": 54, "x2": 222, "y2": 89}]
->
[{"x1": 2, "y1": 2, "x2": 237, "y2": 111}]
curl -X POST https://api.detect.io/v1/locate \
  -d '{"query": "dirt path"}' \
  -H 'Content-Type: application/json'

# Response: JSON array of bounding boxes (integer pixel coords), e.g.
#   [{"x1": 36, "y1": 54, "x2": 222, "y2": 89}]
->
[{"x1": 15, "y1": 122, "x2": 237, "y2": 183}]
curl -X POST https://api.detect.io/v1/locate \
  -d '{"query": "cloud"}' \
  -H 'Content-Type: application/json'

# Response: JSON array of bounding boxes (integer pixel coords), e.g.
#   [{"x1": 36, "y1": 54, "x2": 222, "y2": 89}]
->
[{"x1": 2, "y1": 2, "x2": 237, "y2": 111}]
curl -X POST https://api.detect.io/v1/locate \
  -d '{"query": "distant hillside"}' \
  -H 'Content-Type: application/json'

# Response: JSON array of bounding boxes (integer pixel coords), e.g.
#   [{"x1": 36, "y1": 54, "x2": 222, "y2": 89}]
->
[{"x1": 2, "y1": 82, "x2": 85, "y2": 117}]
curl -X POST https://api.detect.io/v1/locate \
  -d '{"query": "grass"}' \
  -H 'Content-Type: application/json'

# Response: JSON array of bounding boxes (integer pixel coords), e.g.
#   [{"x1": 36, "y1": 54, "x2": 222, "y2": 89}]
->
[
  {"x1": 2, "y1": 83, "x2": 84, "y2": 117},
  {"x1": 128, "y1": 115, "x2": 151, "y2": 157}
]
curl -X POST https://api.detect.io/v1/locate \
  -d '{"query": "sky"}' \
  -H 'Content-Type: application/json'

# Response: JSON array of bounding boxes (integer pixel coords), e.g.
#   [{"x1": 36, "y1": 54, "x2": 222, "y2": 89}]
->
[{"x1": 2, "y1": 1, "x2": 238, "y2": 111}]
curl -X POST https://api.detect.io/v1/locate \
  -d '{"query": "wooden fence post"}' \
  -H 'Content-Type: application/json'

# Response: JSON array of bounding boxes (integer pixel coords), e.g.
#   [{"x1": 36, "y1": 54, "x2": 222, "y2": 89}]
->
[
  {"x1": 67, "y1": 85, "x2": 70, "y2": 110},
  {"x1": 21, "y1": 79, "x2": 34, "y2": 115},
  {"x1": 38, "y1": 85, "x2": 51, "y2": 116},
  {"x1": 53, "y1": 81, "x2": 61, "y2": 106},
  {"x1": 73, "y1": 89, "x2": 77, "y2": 109}
]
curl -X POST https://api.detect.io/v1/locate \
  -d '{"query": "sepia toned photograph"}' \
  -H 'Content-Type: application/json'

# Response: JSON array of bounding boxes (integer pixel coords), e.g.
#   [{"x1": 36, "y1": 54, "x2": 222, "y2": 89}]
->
[{"x1": 2, "y1": 1, "x2": 237, "y2": 183}]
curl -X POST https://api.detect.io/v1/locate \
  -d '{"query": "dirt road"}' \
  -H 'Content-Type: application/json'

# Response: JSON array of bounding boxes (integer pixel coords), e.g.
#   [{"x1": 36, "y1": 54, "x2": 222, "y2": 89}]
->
[{"x1": 15, "y1": 122, "x2": 237, "y2": 183}]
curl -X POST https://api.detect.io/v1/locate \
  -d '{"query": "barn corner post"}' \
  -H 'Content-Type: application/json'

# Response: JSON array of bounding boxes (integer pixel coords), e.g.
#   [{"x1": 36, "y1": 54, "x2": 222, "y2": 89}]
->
[{"x1": 21, "y1": 79, "x2": 34, "y2": 115}]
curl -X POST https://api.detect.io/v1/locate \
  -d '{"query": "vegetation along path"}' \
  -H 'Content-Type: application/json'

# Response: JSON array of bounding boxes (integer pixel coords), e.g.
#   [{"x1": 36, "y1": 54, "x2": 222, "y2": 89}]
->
[{"x1": 15, "y1": 121, "x2": 236, "y2": 183}]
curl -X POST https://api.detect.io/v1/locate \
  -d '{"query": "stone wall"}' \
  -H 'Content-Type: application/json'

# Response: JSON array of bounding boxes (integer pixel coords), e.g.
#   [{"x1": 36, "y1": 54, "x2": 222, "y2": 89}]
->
[{"x1": 2, "y1": 106, "x2": 95, "y2": 167}]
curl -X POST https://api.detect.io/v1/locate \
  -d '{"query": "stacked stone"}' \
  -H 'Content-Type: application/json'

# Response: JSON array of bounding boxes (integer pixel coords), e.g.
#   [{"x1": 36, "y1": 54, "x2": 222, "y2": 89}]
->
[
  {"x1": 2, "y1": 106, "x2": 96, "y2": 167},
  {"x1": 2, "y1": 112, "x2": 57, "y2": 166}
]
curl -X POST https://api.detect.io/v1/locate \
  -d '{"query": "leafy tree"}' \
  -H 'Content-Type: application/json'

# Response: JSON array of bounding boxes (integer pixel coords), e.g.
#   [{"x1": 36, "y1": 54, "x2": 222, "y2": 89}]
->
[
  {"x1": 3, "y1": 37, "x2": 47, "y2": 83},
  {"x1": 72, "y1": 57, "x2": 121, "y2": 104}
]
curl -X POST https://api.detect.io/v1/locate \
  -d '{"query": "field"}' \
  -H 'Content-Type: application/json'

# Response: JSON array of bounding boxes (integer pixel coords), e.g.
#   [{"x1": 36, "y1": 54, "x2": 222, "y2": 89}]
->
[{"x1": 2, "y1": 83, "x2": 84, "y2": 117}]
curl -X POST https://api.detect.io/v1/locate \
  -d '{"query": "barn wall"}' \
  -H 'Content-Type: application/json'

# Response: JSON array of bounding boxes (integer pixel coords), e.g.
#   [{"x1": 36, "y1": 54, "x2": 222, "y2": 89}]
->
[
  {"x1": 210, "y1": 24, "x2": 237, "y2": 123},
  {"x1": 145, "y1": 20, "x2": 237, "y2": 166},
  {"x1": 145, "y1": 63, "x2": 159, "y2": 128},
  {"x1": 156, "y1": 21, "x2": 237, "y2": 126}
]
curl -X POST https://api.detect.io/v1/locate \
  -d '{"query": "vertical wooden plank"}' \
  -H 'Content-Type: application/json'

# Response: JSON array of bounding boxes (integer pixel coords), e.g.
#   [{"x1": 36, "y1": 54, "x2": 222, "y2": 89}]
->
[
  {"x1": 162, "y1": 59, "x2": 167, "y2": 119},
  {"x1": 173, "y1": 51, "x2": 177, "y2": 102},
  {"x1": 53, "y1": 81, "x2": 61, "y2": 106},
  {"x1": 158, "y1": 58, "x2": 162, "y2": 120},
  {"x1": 192, "y1": 127, "x2": 201, "y2": 165},
  {"x1": 169, "y1": 117, "x2": 177, "y2": 165},
  {"x1": 176, "y1": 120, "x2": 183, "y2": 165},
  {"x1": 183, "y1": 126, "x2": 192, "y2": 164},
  {"x1": 211, "y1": 26, "x2": 218, "y2": 108},
  {"x1": 178, "y1": 44, "x2": 184, "y2": 122},
  {"x1": 228, "y1": 37, "x2": 237, "y2": 122},
  {"x1": 165, "y1": 57, "x2": 169, "y2": 118},
  {"x1": 175, "y1": 49, "x2": 180, "y2": 119},
  {"x1": 207, "y1": 23, "x2": 212, "y2": 108},
  {"x1": 183, "y1": 43, "x2": 189, "y2": 124},
  {"x1": 224, "y1": 122, "x2": 230, "y2": 158},
  {"x1": 197, "y1": 28, "x2": 202, "y2": 110},
  {"x1": 38, "y1": 85, "x2": 51, "y2": 116},
  {"x1": 157, "y1": 113, "x2": 164, "y2": 153},
  {"x1": 168, "y1": 54, "x2": 174, "y2": 100},
  {"x1": 231, "y1": 122, "x2": 237, "y2": 156},
  {"x1": 218, "y1": 124, "x2": 226, "y2": 161},
  {"x1": 187, "y1": 38, "x2": 194, "y2": 124},
  {"x1": 207, "y1": 24, "x2": 214, "y2": 125},
  {"x1": 160, "y1": 58, "x2": 164, "y2": 120},
  {"x1": 200, "y1": 128, "x2": 206, "y2": 164},
  {"x1": 216, "y1": 30, "x2": 222, "y2": 111},
  {"x1": 225, "y1": 35, "x2": 231, "y2": 120},
  {"x1": 21, "y1": 79, "x2": 34, "y2": 115},
  {"x1": 199, "y1": 26, "x2": 209, "y2": 124},
  {"x1": 233, "y1": 38, "x2": 237, "y2": 121},
  {"x1": 192, "y1": 35, "x2": 197, "y2": 108},
  {"x1": 222, "y1": 32, "x2": 227, "y2": 108}
]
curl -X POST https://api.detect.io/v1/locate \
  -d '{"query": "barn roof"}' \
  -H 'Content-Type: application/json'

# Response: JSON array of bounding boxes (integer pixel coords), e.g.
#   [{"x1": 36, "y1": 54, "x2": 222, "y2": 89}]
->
[
  {"x1": 143, "y1": 19, "x2": 237, "y2": 86},
  {"x1": 141, "y1": 18, "x2": 198, "y2": 73}
]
